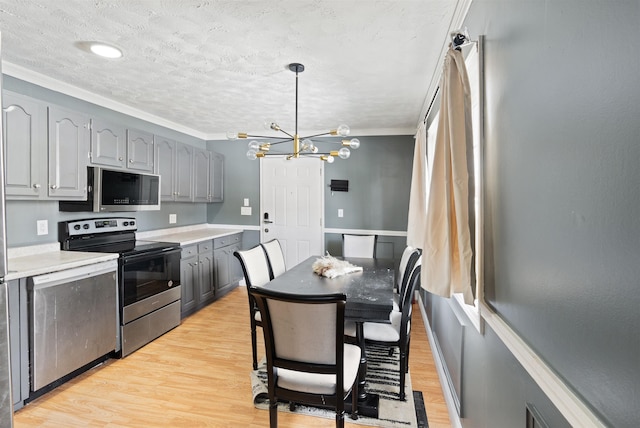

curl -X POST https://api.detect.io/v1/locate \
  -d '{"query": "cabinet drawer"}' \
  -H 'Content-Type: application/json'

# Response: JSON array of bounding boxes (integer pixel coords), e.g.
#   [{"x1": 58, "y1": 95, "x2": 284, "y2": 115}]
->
[
  {"x1": 214, "y1": 233, "x2": 241, "y2": 249},
  {"x1": 181, "y1": 244, "x2": 198, "y2": 258},
  {"x1": 198, "y1": 240, "x2": 213, "y2": 253}
]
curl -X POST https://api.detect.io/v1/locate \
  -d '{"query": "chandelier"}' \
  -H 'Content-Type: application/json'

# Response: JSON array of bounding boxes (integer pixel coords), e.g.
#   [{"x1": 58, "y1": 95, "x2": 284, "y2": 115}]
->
[{"x1": 226, "y1": 63, "x2": 360, "y2": 162}]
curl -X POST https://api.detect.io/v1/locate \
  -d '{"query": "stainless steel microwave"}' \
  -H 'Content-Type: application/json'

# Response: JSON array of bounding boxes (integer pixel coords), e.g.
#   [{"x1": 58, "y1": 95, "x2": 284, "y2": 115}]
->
[{"x1": 59, "y1": 167, "x2": 161, "y2": 212}]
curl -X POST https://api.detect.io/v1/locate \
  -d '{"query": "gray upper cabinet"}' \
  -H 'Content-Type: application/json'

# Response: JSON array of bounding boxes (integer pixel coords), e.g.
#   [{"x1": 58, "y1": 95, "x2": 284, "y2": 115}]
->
[
  {"x1": 209, "y1": 151, "x2": 224, "y2": 202},
  {"x1": 193, "y1": 148, "x2": 210, "y2": 203},
  {"x1": 90, "y1": 119, "x2": 126, "y2": 168},
  {"x1": 3, "y1": 91, "x2": 88, "y2": 200},
  {"x1": 47, "y1": 105, "x2": 90, "y2": 199},
  {"x1": 175, "y1": 142, "x2": 194, "y2": 202},
  {"x1": 155, "y1": 138, "x2": 193, "y2": 202},
  {"x1": 2, "y1": 92, "x2": 47, "y2": 199},
  {"x1": 155, "y1": 136, "x2": 177, "y2": 201},
  {"x1": 126, "y1": 129, "x2": 154, "y2": 172}
]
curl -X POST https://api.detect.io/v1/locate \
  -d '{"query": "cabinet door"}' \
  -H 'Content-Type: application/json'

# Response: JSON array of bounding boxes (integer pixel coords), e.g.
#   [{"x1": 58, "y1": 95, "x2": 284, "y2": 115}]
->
[
  {"x1": 180, "y1": 256, "x2": 198, "y2": 317},
  {"x1": 47, "y1": 105, "x2": 89, "y2": 199},
  {"x1": 155, "y1": 137, "x2": 177, "y2": 201},
  {"x1": 228, "y1": 242, "x2": 243, "y2": 285},
  {"x1": 214, "y1": 248, "x2": 230, "y2": 292},
  {"x1": 209, "y1": 151, "x2": 224, "y2": 202},
  {"x1": 126, "y1": 129, "x2": 154, "y2": 172},
  {"x1": 193, "y1": 148, "x2": 210, "y2": 203},
  {"x1": 90, "y1": 118, "x2": 126, "y2": 168},
  {"x1": 175, "y1": 142, "x2": 194, "y2": 202},
  {"x1": 3, "y1": 92, "x2": 47, "y2": 199},
  {"x1": 198, "y1": 251, "x2": 215, "y2": 305}
]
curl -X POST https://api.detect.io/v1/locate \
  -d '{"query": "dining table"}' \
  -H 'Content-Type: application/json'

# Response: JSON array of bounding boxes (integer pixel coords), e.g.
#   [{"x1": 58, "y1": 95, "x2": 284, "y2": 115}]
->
[{"x1": 261, "y1": 255, "x2": 396, "y2": 419}]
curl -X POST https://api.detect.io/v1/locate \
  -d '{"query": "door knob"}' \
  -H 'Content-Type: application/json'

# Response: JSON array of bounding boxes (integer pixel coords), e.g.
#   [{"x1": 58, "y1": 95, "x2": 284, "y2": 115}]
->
[{"x1": 264, "y1": 220, "x2": 273, "y2": 224}]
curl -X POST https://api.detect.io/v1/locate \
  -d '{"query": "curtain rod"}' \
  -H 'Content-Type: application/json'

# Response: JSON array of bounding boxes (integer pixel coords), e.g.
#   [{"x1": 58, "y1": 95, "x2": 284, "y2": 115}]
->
[{"x1": 423, "y1": 29, "x2": 477, "y2": 124}]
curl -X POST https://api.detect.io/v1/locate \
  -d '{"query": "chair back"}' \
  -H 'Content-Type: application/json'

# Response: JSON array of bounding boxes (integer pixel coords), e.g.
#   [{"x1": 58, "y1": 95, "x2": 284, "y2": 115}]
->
[
  {"x1": 397, "y1": 246, "x2": 418, "y2": 290},
  {"x1": 399, "y1": 248, "x2": 422, "y2": 298},
  {"x1": 260, "y1": 239, "x2": 286, "y2": 280},
  {"x1": 400, "y1": 256, "x2": 422, "y2": 324},
  {"x1": 250, "y1": 286, "x2": 347, "y2": 379},
  {"x1": 342, "y1": 234, "x2": 377, "y2": 258},
  {"x1": 234, "y1": 245, "x2": 271, "y2": 287}
]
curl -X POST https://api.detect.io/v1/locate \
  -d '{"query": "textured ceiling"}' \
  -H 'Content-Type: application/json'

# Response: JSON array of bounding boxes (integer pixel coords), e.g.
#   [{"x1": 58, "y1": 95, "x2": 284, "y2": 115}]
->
[{"x1": 0, "y1": 0, "x2": 462, "y2": 139}]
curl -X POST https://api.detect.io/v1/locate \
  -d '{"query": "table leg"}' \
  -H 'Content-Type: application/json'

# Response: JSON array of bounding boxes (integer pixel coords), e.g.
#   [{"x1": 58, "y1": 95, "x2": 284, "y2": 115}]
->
[{"x1": 353, "y1": 321, "x2": 379, "y2": 419}]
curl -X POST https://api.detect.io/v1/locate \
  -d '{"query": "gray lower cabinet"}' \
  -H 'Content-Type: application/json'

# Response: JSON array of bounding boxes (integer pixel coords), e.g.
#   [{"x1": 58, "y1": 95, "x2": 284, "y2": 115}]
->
[
  {"x1": 180, "y1": 241, "x2": 215, "y2": 318},
  {"x1": 8, "y1": 279, "x2": 29, "y2": 410},
  {"x1": 3, "y1": 91, "x2": 89, "y2": 200},
  {"x1": 213, "y1": 233, "x2": 242, "y2": 297}
]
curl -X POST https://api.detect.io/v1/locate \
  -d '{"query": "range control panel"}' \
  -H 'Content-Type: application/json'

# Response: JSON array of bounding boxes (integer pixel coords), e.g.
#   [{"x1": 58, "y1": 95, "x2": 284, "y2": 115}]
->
[{"x1": 59, "y1": 217, "x2": 137, "y2": 237}]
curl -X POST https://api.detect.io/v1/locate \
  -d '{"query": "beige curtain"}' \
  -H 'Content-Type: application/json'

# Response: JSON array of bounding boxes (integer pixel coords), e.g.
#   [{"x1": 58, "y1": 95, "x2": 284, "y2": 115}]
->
[
  {"x1": 422, "y1": 47, "x2": 474, "y2": 305},
  {"x1": 406, "y1": 122, "x2": 427, "y2": 248}
]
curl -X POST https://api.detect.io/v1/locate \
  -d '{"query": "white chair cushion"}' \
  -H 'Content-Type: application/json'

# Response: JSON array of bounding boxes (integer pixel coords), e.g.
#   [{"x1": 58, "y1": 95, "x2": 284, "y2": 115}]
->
[
  {"x1": 276, "y1": 343, "x2": 361, "y2": 395},
  {"x1": 362, "y1": 310, "x2": 402, "y2": 342}
]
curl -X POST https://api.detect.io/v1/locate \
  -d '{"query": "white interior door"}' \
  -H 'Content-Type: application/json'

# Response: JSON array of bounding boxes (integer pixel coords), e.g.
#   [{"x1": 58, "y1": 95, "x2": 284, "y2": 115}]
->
[{"x1": 260, "y1": 157, "x2": 324, "y2": 268}]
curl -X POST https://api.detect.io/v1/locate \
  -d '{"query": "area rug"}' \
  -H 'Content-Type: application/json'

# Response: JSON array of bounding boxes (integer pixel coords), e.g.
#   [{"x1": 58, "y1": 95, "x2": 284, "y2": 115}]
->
[{"x1": 251, "y1": 343, "x2": 419, "y2": 427}]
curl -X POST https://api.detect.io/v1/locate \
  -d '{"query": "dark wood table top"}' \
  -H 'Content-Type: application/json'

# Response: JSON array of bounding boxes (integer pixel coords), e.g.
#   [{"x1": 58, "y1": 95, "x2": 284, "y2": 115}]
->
[{"x1": 262, "y1": 256, "x2": 395, "y2": 323}]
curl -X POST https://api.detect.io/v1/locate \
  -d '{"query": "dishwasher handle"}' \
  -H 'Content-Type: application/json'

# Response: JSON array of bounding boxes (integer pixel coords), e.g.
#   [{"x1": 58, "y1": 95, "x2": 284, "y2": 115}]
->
[{"x1": 30, "y1": 260, "x2": 118, "y2": 289}]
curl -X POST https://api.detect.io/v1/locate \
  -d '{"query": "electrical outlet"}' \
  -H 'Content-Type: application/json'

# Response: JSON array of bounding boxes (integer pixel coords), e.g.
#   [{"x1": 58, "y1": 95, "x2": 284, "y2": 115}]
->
[
  {"x1": 169, "y1": 214, "x2": 177, "y2": 224},
  {"x1": 241, "y1": 206, "x2": 252, "y2": 216},
  {"x1": 37, "y1": 220, "x2": 48, "y2": 236}
]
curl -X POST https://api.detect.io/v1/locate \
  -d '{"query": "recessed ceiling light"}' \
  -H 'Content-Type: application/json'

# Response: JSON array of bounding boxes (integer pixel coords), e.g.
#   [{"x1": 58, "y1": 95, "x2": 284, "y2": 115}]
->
[
  {"x1": 76, "y1": 41, "x2": 123, "y2": 59},
  {"x1": 89, "y1": 42, "x2": 123, "y2": 58}
]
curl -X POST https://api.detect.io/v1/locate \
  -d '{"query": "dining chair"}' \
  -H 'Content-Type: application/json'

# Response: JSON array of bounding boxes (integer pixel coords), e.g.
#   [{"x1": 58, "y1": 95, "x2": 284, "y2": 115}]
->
[
  {"x1": 260, "y1": 239, "x2": 286, "y2": 280},
  {"x1": 393, "y1": 247, "x2": 422, "y2": 312},
  {"x1": 342, "y1": 234, "x2": 377, "y2": 258},
  {"x1": 249, "y1": 286, "x2": 361, "y2": 428},
  {"x1": 344, "y1": 256, "x2": 422, "y2": 401},
  {"x1": 233, "y1": 245, "x2": 272, "y2": 370}
]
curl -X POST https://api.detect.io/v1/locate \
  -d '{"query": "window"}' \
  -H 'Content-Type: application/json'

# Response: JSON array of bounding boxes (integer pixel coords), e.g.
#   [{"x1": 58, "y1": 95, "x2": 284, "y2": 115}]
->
[{"x1": 425, "y1": 43, "x2": 483, "y2": 332}]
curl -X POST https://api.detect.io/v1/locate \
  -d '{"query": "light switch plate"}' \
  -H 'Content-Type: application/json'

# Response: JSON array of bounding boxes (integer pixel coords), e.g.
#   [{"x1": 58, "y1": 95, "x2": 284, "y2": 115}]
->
[
  {"x1": 241, "y1": 206, "x2": 252, "y2": 216},
  {"x1": 244, "y1": 198, "x2": 250, "y2": 207},
  {"x1": 169, "y1": 214, "x2": 177, "y2": 224},
  {"x1": 37, "y1": 220, "x2": 48, "y2": 236},
  {"x1": 338, "y1": 209, "x2": 344, "y2": 218}
]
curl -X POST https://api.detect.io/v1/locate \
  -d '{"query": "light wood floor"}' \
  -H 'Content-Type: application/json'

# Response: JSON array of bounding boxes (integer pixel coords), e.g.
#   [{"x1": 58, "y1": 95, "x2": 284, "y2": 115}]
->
[{"x1": 13, "y1": 287, "x2": 451, "y2": 428}]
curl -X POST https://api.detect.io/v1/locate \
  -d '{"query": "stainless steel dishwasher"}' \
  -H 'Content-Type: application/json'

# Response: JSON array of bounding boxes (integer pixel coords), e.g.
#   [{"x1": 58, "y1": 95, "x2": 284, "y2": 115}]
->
[{"x1": 29, "y1": 260, "x2": 118, "y2": 392}]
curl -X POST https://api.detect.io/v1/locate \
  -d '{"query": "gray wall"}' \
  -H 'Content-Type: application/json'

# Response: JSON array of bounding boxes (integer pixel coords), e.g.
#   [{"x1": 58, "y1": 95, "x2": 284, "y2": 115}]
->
[
  {"x1": 207, "y1": 135, "x2": 414, "y2": 258},
  {"x1": 423, "y1": 1, "x2": 640, "y2": 427},
  {"x1": 3, "y1": 76, "x2": 209, "y2": 247}
]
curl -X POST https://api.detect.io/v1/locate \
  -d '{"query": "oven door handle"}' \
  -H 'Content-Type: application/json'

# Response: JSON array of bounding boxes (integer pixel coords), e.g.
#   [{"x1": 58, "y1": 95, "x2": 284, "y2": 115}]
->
[{"x1": 121, "y1": 247, "x2": 181, "y2": 264}]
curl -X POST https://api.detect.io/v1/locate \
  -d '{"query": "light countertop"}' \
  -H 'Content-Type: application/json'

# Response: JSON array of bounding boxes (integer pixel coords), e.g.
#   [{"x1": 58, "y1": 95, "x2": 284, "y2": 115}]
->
[
  {"x1": 137, "y1": 226, "x2": 243, "y2": 246},
  {"x1": 5, "y1": 225, "x2": 244, "y2": 281},
  {"x1": 6, "y1": 245, "x2": 118, "y2": 281}
]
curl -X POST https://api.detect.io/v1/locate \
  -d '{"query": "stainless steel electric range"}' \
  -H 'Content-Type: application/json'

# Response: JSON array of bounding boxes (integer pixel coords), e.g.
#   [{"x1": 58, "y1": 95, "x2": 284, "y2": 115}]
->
[{"x1": 59, "y1": 217, "x2": 181, "y2": 357}]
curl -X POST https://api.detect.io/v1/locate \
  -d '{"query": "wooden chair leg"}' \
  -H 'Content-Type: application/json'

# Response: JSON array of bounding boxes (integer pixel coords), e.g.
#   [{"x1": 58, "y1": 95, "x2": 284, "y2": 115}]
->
[
  {"x1": 269, "y1": 400, "x2": 277, "y2": 427},
  {"x1": 399, "y1": 351, "x2": 407, "y2": 401},
  {"x1": 251, "y1": 325, "x2": 258, "y2": 370}
]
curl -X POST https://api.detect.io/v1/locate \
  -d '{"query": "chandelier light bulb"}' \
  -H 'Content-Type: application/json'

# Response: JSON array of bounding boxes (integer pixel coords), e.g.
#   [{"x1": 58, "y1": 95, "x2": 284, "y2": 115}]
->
[
  {"x1": 326, "y1": 155, "x2": 335, "y2": 163},
  {"x1": 246, "y1": 149, "x2": 258, "y2": 160},
  {"x1": 301, "y1": 139, "x2": 317, "y2": 153},
  {"x1": 248, "y1": 140, "x2": 261, "y2": 150},
  {"x1": 337, "y1": 124, "x2": 350, "y2": 137},
  {"x1": 338, "y1": 147, "x2": 351, "y2": 159},
  {"x1": 226, "y1": 132, "x2": 238, "y2": 140},
  {"x1": 348, "y1": 138, "x2": 360, "y2": 149}
]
